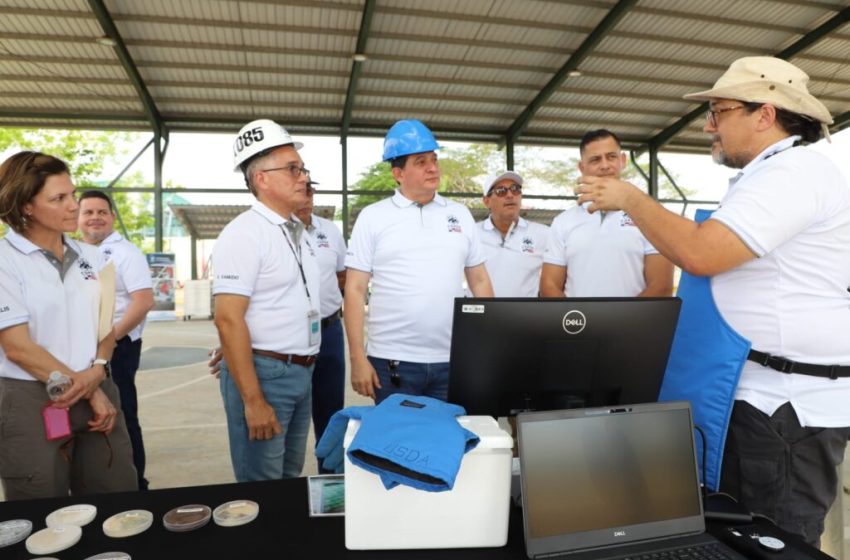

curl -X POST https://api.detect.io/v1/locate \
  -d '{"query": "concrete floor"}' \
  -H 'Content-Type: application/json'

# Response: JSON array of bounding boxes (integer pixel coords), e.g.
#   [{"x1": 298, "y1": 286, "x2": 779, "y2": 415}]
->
[
  {"x1": 1, "y1": 319, "x2": 848, "y2": 557},
  {"x1": 138, "y1": 318, "x2": 372, "y2": 489}
]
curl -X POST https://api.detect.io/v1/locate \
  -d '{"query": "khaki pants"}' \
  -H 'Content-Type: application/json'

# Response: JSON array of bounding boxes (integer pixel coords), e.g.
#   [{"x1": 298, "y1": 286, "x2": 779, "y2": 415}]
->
[{"x1": 0, "y1": 376, "x2": 138, "y2": 500}]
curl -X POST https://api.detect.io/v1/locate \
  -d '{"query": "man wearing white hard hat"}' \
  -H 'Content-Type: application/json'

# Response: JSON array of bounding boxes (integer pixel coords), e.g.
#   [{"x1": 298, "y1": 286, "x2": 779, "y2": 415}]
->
[
  {"x1": 476, "y1": 171, "x2": 549, "y2": 297},
  {"x1": 345, "y1": 119, "x2": 493, "y2": 403},
  {"x1": 576, "y1": 57, "x2": 850, "y2": 546},
  {"x1": 541, "y1": 129, "x2": 673, "y2": 298},
  {"x1": 212, "y1": 119, "x2": 320, "y2": 482}
]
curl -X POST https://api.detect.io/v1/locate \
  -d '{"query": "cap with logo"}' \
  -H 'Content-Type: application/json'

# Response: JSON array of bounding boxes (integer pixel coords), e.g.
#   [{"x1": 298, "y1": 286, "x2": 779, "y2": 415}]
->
[
  {"x1": 232, "y1": 119, "x2": 303, "y2": 172},
  {"x1": 482, "y1": 171, "x2": 523, "y2": 197}
]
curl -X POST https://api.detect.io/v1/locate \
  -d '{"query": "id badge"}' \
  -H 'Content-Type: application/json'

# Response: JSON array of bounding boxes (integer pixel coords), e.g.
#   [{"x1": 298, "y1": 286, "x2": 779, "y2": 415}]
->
[{"x1": 308, "y1": 309, "x2": 320, "y2": 346}]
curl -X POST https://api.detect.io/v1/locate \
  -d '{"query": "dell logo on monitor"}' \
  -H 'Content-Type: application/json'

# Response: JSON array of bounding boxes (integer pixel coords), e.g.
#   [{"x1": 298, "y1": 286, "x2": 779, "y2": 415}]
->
[
  {"x1": 614, "y1": 530, "x2": 626, "y2": 537},
  {"x1": 562, "y1": 310, "x2": 586, "y2": 334}
]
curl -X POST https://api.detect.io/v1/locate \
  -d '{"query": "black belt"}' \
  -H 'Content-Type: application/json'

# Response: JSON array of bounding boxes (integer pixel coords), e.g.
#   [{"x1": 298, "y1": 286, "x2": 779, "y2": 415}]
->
[
  {"x1": 252, "y1": 349, "x2": 317, "y2": 367},
  {"x1": 321, "y1": 309, "x2": 341, "y2": 329},
  {"x1": 748, "y1": 349, "x2": 850, "y2": 380}
]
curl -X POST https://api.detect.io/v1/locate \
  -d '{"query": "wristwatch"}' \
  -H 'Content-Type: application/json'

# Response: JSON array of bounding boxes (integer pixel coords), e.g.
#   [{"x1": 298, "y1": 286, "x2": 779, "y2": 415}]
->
[{"x1": 91, "y1": 358, "x2": 111, "y2": 377}]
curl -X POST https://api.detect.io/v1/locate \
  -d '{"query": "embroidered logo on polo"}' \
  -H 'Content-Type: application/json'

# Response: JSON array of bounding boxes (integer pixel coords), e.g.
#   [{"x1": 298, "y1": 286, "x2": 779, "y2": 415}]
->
[
  {"x1": 102, "y1": 248, "x2": 114, "y2": 262},
  {"x1": 316, "y1": 232, "x2": 331, "y2": 249},
  {"x1": 446, "y1": 215, "x2": 462, "y2": 233},
  {"x1": 521, "y1": 236, "x2": 536, "y2": 253},
  {"x1": 78, "y1": 258, "x2": 97, "y2": 280},
  {"x1": 620, "y1": 213, "x2": 636, "y2": 227}
]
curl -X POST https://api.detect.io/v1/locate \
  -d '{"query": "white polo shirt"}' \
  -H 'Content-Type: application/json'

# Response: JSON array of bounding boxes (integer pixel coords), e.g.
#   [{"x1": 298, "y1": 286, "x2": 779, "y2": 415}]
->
[
  {"x1": 477, "y1": 216, "x2": 549, "y2": 297},
  {"x1": 212, "y1": 201, "x2": 321, "y2": 356},
  {"x1": 304, "y1": 214, "x2": 346, "y2": 319},
  {"x1": 0, "y1": 231, "x2": 104, "y2": 381},
  {"x1": 544, "y1": 206, "x2": 659, "y2": 297},
  {"x1": 710, "y1": 135, "x2": 850, "y2": 427},
  {"x1": 346, "y1": 190, "x2": 485, "y2": 362},
  {"x1": 98, "y1": 231, "x2": 152, "y2": 341}
]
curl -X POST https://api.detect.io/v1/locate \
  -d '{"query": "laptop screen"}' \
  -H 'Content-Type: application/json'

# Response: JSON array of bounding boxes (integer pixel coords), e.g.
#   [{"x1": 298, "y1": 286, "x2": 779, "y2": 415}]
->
[{"x1": 518, "y1": 402, "x2": 704, "y2": 558}]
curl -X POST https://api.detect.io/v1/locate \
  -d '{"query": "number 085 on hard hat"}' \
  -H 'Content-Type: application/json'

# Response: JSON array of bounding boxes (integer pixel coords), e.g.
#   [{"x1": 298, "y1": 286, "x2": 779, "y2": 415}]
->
[{"x1": 232, "y1": 119, "x2": 303, "y2": 172}]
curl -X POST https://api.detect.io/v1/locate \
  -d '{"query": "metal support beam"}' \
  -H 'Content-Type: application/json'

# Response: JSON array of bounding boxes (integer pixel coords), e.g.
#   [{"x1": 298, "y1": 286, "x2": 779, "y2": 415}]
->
[
  {"x1": 648, "y1": 5, "x2": 850, "y2": 152},
  {"x1": 505, "y1": 0, "x2": 637, "y2": 143},
  {"x1": 103, "y1": 136, "x2": 155, "y2": 240},
  {"x1": 341, "y1": 0, "x2": 376, "y2": 138},
  {"x1": 342, "y1": 136, "x2": 350, "y2": 241},
  {"x1": 191, "y1": 237, "x2": 198, "y2": 280},
  {"x1": 87, "y1": 0, "x2": 163, "y2": 132},
  {"x1": 628, "y1": 150, "x2": 650, "y2": 184},
  {"x1": 648, "y1": 146, "x2": 659, "y2": 199},
  {"x1": 506, "y1": 136, "x2": 515, "y2": 171},
  {"x1": 657, "y1": 158, "x2": 690, "y2": 216},
  {"x1": 154, "y1": 129, "x2": 165, "y2": 252}
]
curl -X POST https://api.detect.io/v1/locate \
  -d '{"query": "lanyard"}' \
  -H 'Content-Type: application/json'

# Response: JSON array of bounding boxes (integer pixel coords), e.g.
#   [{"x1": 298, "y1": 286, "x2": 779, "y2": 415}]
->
[{"x1": 279, "y1": 222, "x2": 312, "y2": 302}]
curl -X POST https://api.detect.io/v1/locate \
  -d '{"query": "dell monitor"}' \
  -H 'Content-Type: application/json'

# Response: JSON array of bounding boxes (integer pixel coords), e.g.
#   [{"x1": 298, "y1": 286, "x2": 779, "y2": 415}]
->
[{"x1": 447, "y1": 298, "x2": 682, "y2": 417}]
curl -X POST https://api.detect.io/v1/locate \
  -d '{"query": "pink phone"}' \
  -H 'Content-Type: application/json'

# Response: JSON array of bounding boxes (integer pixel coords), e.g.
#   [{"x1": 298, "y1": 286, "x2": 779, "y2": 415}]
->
[{"x1": 42, "y1": 405, "x2": 71, "y2": 440}]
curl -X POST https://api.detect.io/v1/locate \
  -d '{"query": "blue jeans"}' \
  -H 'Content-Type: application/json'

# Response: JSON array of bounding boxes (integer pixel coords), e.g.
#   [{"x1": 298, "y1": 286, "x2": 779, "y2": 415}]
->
[
  {"x1": 368, "y1": 357, "x2": 449, "y2": 404},
  {"x1": 312, "y1": 318, "x2": 345, "y2": 445},
  {"x1": 220, "y1": 355, "x2": 312, "y2": 482}
]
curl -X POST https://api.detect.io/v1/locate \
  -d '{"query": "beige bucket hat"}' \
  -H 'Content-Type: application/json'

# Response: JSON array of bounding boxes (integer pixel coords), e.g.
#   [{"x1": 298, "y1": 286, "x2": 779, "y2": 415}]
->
[{"x1": 684, "y1": 56, "x2": 833, "y2": 127}]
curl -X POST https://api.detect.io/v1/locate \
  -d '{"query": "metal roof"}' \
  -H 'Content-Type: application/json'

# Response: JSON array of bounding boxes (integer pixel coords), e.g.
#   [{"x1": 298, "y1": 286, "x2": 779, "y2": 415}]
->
[{"x1": 1, "y1": 0, "x2": 849, "y2": 152}]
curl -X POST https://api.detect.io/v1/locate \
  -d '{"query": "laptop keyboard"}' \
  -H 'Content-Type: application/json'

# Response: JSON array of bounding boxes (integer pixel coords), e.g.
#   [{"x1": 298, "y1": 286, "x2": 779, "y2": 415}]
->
[{"x1": 619, "y1": 542, "x2": 736, "y2": 560}]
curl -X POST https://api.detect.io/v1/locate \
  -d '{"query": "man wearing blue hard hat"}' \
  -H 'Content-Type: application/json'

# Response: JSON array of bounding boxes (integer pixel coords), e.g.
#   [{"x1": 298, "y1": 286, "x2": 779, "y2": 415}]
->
[{"x1": 344, "y1": 119, "x2": 494, "y2": 403}]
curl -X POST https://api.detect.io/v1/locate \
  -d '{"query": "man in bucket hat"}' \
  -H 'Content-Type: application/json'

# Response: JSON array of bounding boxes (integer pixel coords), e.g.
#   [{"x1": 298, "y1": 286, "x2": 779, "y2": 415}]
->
[{"x1": 576, "y1": 57, "x2": 850, "y2": 546}]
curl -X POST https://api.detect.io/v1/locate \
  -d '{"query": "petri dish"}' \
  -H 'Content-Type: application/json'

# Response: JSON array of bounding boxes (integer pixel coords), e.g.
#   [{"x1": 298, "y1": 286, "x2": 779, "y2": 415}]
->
[
  {"x1": 213, "y1": 500, "x2": 259, "y2": 527},
  {"x1": 162, "y1": 504, "x2": 211, "y2": 532},
  {"x1": 25, "y1": 525, "x2": 82, "y2": 555},
  {"x1": 85, "y1": 552, "x2": 132, "y2": 560},
  {"x1": 45, "y1": 504, "x2": 97, "y2": 528},
  {"x1": 0, "y1": 519, "x2": 33, "y2": 548},
  {"x1": 102, "y1": 510, "x2": 153, "y2": 538}
]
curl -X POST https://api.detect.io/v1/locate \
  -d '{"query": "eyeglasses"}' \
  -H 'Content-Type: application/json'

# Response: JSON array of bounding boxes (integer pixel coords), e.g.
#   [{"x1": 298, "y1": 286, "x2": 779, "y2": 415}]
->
[
  {"x1": 705, "y1": 105, "x2": 744, "y2": 128},
  {"x1": 487, "y1": 183, "x2": 522, "y2": 197},
  {"x1": 261, "y1": 164, "x2": 310, "y2": 178}
]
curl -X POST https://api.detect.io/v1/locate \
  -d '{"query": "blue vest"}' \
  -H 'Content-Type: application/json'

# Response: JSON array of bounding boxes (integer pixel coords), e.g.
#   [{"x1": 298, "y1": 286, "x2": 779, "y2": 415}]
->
[{"x1": 658, "y1": 209, "x2": 751, "y2": 491}]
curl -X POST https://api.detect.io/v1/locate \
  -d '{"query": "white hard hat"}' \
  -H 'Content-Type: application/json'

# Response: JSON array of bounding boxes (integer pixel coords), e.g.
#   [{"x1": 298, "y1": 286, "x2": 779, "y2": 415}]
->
[{"x1": 232, "y1": 119, "x2": 303, "y2": 172}]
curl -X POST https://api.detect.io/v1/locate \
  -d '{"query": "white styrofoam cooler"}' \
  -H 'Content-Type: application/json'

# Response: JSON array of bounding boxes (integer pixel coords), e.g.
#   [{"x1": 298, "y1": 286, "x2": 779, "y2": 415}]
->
[{"x1": 343, "y1": 415, "x2": 513, "y2": 550}]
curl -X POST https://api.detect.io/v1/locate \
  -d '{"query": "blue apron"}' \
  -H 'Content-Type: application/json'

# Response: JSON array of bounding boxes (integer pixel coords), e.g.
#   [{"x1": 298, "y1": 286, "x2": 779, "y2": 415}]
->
[{"x1": 658, "y1": 209, "x2": 752, "y2": 491}]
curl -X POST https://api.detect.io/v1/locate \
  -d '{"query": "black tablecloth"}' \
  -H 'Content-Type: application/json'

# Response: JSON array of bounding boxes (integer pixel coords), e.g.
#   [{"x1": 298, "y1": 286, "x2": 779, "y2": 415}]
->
[{"x1": 0, "y1": 478, "x2": 834, "y2": 560}]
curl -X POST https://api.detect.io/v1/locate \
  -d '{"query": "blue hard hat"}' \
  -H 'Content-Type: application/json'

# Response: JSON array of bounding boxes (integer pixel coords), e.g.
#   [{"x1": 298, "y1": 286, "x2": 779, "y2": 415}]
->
[{"x1": 382, "y1": 119, "x2": 441, "y2": 162}]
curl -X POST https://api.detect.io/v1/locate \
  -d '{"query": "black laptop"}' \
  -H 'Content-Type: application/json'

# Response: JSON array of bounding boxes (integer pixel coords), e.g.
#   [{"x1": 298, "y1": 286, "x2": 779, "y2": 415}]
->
[{"x1": 516, "y1": 401, "x2": 746, "y2": 560}]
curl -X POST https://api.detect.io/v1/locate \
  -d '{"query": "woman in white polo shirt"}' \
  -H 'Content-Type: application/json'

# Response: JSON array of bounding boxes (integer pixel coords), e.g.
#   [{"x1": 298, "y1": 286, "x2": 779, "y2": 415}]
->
[{"x1": 0, "y1": 151, "x2": 137, "y2": 500}]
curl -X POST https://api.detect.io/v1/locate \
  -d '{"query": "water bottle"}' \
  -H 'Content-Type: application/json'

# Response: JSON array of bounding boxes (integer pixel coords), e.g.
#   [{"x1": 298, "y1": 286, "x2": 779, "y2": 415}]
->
[{"x1": 46, "y1": 371, "x2": 72, "y2": 401}]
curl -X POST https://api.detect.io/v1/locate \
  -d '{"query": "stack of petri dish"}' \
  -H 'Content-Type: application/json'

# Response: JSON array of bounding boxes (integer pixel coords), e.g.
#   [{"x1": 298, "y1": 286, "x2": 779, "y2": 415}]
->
[
  {"x1": 0, "y1": 519, "x2": 33, "y2": 549},
  {"x1": 213, "y1": 500, "x2": 259, "y2": 527},
  {"x1": 45, "y1": 504, "x2": 97, "y2": 528},
  {"x1": 25, "y1": 525, "x2": 83, "y2": 556},
  {"x1": 102, "y1": 510, "x2": 154, "y2": 538},
  {"x1": 162, "y1": 504, "x2": 211, "y2": 532}
]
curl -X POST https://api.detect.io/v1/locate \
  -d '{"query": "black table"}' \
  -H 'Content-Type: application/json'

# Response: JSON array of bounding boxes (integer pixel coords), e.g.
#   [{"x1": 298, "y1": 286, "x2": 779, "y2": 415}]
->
[{"x1": 0, "y1": 478, "x2": 833, "y2": 560}]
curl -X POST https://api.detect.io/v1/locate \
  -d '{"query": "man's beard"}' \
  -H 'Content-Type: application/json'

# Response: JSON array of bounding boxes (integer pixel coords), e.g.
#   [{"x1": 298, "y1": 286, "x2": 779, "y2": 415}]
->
[{"x1": 711, "y1": 138, "x2": 750, "y2": 169}]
